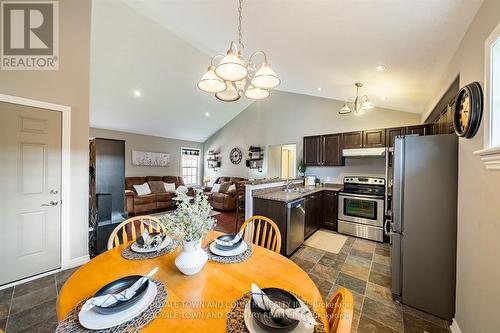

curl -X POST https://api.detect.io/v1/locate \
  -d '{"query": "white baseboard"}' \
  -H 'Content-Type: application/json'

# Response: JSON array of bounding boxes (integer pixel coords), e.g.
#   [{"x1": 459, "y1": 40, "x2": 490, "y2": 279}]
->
[
  {"x1": 0, "y1": 255, "x2": 89, "y2": 291},
  {"x1": 450, "y1": 319, "x2": 462, "y2": 333}
]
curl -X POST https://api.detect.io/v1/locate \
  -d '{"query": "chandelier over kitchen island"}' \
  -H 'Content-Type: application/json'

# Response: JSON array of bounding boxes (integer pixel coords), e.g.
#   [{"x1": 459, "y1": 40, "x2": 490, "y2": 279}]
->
[{"x1": 197, "y1": 0, "x2": 280, "y2": 102}]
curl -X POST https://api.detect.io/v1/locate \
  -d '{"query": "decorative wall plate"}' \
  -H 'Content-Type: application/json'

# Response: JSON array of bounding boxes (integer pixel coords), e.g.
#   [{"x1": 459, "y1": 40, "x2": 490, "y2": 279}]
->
[
  {"x1": 230, "y1": 147, "x2": 243, "y2": 165},
  {"x1": 452, "y1": 81, "x2": 483, "y2": 138}
]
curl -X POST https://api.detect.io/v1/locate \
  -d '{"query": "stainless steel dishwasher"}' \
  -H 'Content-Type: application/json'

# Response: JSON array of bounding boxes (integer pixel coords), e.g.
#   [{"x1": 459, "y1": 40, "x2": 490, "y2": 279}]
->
[{"x1": 286, "y1": 198, "x2": 305, "y2": 255}]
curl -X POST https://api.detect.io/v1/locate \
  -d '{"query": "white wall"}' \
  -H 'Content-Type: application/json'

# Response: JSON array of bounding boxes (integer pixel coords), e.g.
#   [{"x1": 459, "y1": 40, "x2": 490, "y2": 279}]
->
[
  {"x1": 0, "y1": 0, "x2": 91, "y2": 263},
  {"x1": 203, "y1": 90, "x2": 420, "y2": 183},
  {"x1": 90, "y1": 128, "x2": 203, "y2": 183},
  {"x1": 422, "y1": 1, "x2": 500, "y2": 331}
]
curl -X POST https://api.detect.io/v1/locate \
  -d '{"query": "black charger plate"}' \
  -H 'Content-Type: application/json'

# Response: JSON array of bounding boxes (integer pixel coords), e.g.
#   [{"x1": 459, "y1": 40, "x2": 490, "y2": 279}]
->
[
  {"x1": 93, "y1": 275, "x2": 149, "y2": 315},
  {"x1": 250, "y1": 288, "x2": 300, "y2": 332},
  {"x1": 214, "y1": 234, "x2": 243, "y2": 251}
]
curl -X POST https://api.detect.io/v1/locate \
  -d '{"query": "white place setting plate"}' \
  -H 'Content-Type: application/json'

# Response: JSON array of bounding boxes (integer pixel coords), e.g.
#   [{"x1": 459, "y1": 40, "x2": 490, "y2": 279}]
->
[
  {"x1": 209, "y1": 240, "x2": 248, "y2": 257},
  {"x1": 131, "y1": 235, "x2": 172, "y2": 253},
  {"x1": 243, "y1": 300, "x2": 314, "y2": 333},
  {"x1": 78, "y1": 279, "x2": 157, "y2": 330}
]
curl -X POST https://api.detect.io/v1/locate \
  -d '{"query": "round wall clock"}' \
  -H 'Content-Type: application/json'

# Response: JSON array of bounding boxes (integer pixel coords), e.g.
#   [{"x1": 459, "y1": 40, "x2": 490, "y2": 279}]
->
[
  {"x1": 452, "y1": 81, "x2": 483, "y2": 138},
  {"x1": 230, "y1": 147, "x2": 242, "y2": 165}
]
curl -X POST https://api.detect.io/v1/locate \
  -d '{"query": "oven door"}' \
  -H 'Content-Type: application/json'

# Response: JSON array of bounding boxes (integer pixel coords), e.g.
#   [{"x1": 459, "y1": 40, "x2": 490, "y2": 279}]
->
[{"x1": 338, "y1": 193, "x2": 384, "y2": 227}]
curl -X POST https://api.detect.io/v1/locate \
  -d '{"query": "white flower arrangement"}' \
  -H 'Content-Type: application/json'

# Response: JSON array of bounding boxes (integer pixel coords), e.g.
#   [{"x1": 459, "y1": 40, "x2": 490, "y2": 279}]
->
[{"x1": 160, "y1": 186, "x2": 216, "y2": 242}]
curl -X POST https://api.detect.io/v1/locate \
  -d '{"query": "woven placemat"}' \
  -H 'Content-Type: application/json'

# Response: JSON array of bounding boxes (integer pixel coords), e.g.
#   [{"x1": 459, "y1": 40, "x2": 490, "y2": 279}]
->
[
  {"x1": 121, "y1": 240, "x2": 178, "y2": 260},
  {"x1": 226, "y1": 292, "x2": 326, "y2": 333},
  {"x1": 56, "y1": 278, "x2": 167, "y2": 333},
  {"x1": 204, "y1": 243, "x2": 253, "y2": 263}
]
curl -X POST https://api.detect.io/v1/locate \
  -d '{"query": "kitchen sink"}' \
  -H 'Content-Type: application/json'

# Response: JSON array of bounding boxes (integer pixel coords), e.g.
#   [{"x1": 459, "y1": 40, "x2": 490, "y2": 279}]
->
[{"x1": 283, "y1": 188, "x2": 307, "y2": 194}]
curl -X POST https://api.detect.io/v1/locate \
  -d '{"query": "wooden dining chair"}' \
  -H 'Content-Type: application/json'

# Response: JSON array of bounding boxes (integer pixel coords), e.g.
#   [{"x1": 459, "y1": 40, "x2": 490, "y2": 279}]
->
[
  {"x1": 326, "y1": 287, "x2": 354, "y2": 333},
  {"x1": 240, "y1": 215, "x2": 282, "y2": 253},
  {"x1": 107, "y1": 215, "x2": 166, "y2": 250}
]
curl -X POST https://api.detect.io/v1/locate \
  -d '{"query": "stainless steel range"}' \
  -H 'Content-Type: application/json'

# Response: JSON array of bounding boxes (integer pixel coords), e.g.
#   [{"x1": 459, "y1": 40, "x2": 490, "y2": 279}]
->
[{"x1": 338, "y1": 176, "x2": 385, "y2": 242}]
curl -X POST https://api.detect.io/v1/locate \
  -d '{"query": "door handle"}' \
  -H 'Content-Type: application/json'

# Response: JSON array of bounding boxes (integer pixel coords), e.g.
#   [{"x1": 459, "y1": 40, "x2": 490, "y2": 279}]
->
[
  {"x1": 384, "y1": 219, "x2": 391, "y2": 235},
  {"x1": 41, "y1": 200, "x2": 59, "y2": 207}
]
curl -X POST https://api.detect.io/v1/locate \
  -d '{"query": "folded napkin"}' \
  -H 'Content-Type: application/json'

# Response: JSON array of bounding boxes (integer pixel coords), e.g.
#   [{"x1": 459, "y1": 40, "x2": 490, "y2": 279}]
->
[
  {"x1": 251, "y1": 283, "x2": 318, "y2": 326},
  {"x1": 215, "y1": 231, "x2": 243, "y2": 247},
  {"x1": 80, "y1": 276, "x2": 149, "y2": 313},
  {"x1": 141, "y1": 230, "x2": 150, "y2": 245}
]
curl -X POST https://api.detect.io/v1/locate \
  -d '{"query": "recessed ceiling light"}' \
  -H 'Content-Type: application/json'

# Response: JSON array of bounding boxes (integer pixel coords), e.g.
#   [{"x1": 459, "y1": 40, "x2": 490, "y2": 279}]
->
[
  {"x1": 380, "y1": 96, "x2": 387, "y2": 100},
  {"x1": 133, "y1": 89, "x2": 142, "y2": 97},
  {"x1": 205, "y1": 112, "x2": 210, "y2": 117},
  {"x1": 376, "y1": 65, "x2": 387, "y2": 71},
  {"x1": 317, "y1": 87, "x2": 322, "y2": 91}
]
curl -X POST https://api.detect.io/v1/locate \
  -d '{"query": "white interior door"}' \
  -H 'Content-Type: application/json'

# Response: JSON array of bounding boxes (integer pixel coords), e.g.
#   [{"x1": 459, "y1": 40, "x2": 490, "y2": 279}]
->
[{"x1": 0, "y1": 102, "x2": 62, "y2": 285}]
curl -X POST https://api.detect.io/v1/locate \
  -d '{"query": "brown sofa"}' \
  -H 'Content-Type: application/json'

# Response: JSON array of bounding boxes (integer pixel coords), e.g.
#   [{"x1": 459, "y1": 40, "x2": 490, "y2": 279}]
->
[
  {"x1": 125, "y1": 176, "x2": 192, "y2": 214},
  {"x1": 204, "y1": 177, "x2": 246, "y2": 211}
]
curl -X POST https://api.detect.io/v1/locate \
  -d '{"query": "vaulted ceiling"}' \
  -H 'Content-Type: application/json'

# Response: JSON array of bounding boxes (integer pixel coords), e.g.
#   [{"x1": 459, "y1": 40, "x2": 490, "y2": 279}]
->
[{"x1": 90, "y1": 0, "x2": 483, "y2": 142}]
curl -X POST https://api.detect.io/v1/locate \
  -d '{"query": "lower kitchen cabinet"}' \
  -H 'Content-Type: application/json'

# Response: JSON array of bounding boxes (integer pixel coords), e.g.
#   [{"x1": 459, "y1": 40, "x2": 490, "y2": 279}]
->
[
  {"x1": 304, "y1": 193, "x2": 323, "y2": 239},
  {"x1": 322, "y1": 191, "x2": 338, "y2": 231},
  {"x1": 253, "y1": 198, "x2": 287, "y2": 255}
]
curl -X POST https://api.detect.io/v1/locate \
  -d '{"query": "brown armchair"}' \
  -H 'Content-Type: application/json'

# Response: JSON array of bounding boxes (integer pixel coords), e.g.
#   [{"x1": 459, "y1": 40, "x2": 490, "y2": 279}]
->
[
  {"x1": 204, "y1": 177, "x2": 246, "y2": 211},
  {"x1": 125, "y1": 176, "x2": 193, "y2": 214}
]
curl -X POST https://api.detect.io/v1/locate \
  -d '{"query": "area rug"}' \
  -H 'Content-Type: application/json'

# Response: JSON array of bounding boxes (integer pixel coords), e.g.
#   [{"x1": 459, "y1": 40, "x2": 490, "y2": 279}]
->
[{"x1": 304, "y1": 230, "x2": 347, "y2": 254}]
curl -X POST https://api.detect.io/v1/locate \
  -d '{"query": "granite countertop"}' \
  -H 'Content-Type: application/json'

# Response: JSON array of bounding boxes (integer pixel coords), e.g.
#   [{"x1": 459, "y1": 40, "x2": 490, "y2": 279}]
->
[
  {"x1": 253, "y1": 184, "x2": 343, "y2": 202},
  {"x1": 245, "y1": 178, "x2": 302, "y2": 185}
]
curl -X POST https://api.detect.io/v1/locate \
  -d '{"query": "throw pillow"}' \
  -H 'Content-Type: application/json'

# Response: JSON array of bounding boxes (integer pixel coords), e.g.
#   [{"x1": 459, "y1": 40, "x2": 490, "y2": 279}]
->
[
  {"x1": 228, "y1": 184, "x2": 236, "y2": 193},
  {"x1": 133, "y1": 182, "x2": 151, "y2": 196},
  {"x1": 164, "y1": 182, "x2": 176, "y2": 192},
  {"x1": 219, "y1": 181, "x2": 232, "y2": 193},
  {"x1": 211, "y1": 183, "x2": 221, "y2": 193},
  {"x1": 148, "y1": 180, "x2": 166, "y2": 193}
]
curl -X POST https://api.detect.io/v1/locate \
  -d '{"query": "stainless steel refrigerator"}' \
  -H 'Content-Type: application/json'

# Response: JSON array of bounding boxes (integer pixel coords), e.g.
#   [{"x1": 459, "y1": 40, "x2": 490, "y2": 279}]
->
[{"x1": 389, "y1": 134, "x2": 458, "y2": 321}]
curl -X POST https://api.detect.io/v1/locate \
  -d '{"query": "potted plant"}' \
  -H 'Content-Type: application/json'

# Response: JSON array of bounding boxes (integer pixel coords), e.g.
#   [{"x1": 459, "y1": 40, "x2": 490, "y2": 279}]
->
[
  {"x1": 297, "y1": 160, "x2": 307, "y2": 177},
  {"x1": 160, "y1": 186, "x2": 216, "y2": 275}
]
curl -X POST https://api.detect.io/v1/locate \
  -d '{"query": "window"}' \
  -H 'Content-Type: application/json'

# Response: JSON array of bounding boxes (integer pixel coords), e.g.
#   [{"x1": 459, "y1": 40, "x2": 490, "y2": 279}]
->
[
  {"x1": 181, "y1": 148, "x2": 200, "y2": 185},
  {"x1": 475, "y1": 21, "x2": 500, "y2": 169}
]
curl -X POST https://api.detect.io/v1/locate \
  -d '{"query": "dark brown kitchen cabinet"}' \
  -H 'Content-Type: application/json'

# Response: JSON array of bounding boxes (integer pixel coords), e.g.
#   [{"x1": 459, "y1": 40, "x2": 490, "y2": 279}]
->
[
  {"x1": 303, "y1": 136, "x2": 321, "y2": 166},
  {"x1": 253, "y1": 197, "x2": 287, "y2": 255},
  {"x1": 342, "y1": 131, "x2": 363, "y2": 149},
  {"x1": 322, "y1": 134, "x2": 343, "y2": 166},
  {"x1": 363, "y1": 129, "x2": 386, "y2": 148},
  {"x1": 303, "y1": 134, "x2": 344, "y2": 167},
  {"x1": 407, "y1": 124, "x2": 432, "y2": 136},
  {"x1": 322, "y1": 191, "x2": 338, "y2": 231},
  {"x1": 304, "y1": 193, "x2": 323, "y2": 239},
  {"x1": 386, "y1": 127, "x2": 406, "y2": 147}
]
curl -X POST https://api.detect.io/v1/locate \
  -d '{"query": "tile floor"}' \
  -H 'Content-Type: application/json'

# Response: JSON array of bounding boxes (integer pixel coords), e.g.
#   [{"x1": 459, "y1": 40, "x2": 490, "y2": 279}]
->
[
  {"x1": 0, "y1": 267, "x2": 78, "y2": 333},
  {"x1": 291, "y1": 229, "x2": 451, "y2": 333}
]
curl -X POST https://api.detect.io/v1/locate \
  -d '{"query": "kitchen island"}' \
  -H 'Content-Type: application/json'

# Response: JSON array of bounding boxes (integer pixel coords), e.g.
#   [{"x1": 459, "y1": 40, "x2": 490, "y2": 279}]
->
[{"x1": 252, "y1": 184, "x2": 342, "y2": 256}]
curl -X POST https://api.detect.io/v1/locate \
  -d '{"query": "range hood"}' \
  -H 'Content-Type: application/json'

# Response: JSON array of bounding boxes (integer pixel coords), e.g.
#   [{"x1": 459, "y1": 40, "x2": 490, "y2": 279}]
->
[{"x1": 342, "y1": 147, "x2": 386, "y2": 157}]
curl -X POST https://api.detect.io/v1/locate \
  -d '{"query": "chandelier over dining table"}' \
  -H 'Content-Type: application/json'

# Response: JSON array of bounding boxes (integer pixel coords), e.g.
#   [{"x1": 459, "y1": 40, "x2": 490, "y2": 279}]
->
[{"x1": 197, "y1": 0, "x2": 280, "y2": 102}]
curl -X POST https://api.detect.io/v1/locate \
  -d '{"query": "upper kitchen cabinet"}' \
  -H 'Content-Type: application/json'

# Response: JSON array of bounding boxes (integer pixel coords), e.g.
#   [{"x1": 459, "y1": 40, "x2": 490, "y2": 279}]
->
[
  {"x1": 407, "y1": 124, "x2": 432, "y2": 136},
  {"x1": 386, "y1": 127, "x2": 407, "y2": 147},
  {"x1": 363, "y1": 129, "x2": 386, "y2": 148},
  {"x1": 303, "y1": 135, "x2": 321, "y2": 166},
  {"x1": 322, "y1": 134, "x2": 344, "y2": 166},
  {"x1": 303, "y1": 134, "x2": 344, "y2": 167},
  {"x1": 342, "y1": 131, "x2": 363, "y2": 149},
  {"x1": 425, "y1": 76, "x2": 459, "y2": 135}
]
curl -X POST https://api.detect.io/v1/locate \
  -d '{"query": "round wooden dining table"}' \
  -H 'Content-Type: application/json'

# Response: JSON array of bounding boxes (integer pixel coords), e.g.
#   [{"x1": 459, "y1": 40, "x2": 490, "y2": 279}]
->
[{"x1": 57, "y1": 231, "x2": 328, "y2": 332}]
